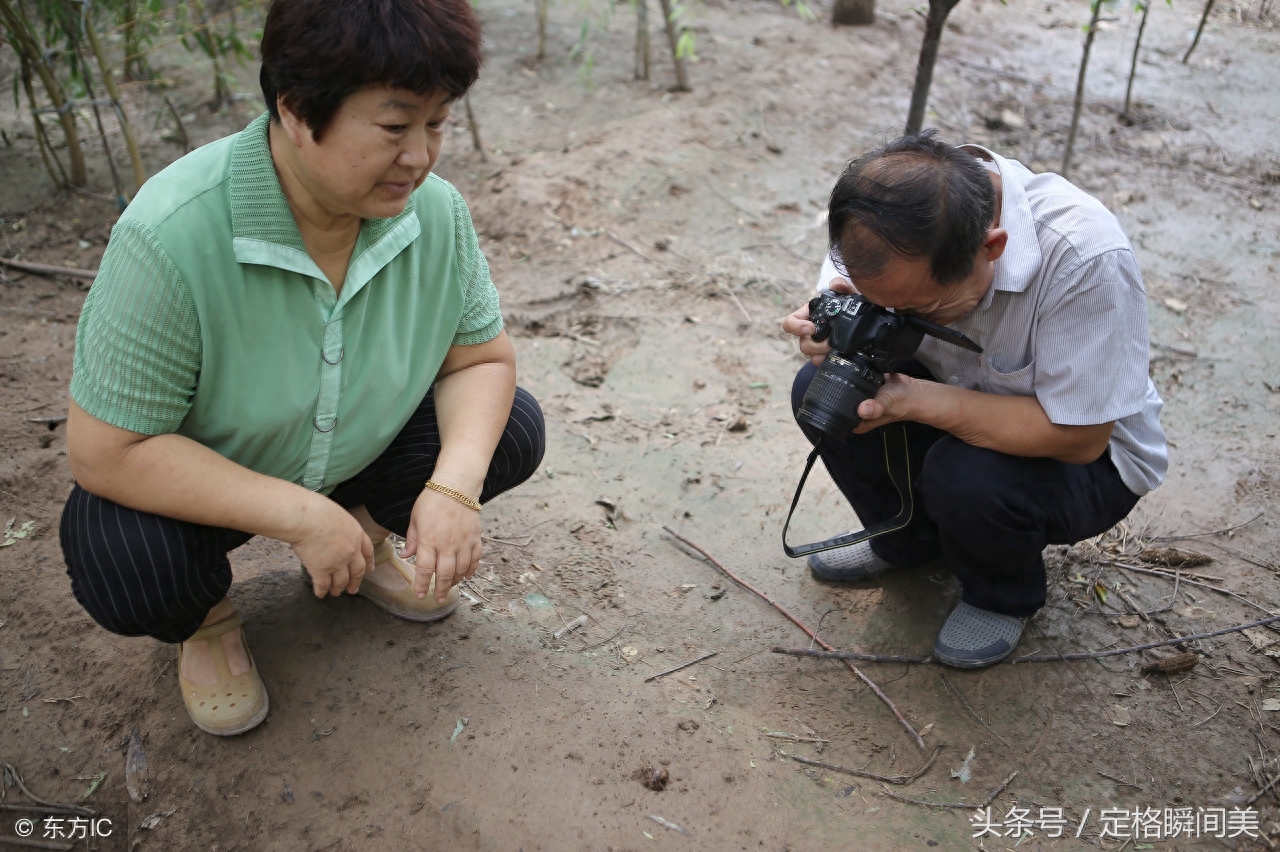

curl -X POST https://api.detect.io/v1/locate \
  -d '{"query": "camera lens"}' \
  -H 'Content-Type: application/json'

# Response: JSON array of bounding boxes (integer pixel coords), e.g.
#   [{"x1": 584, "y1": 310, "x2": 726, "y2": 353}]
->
[{"x1": 797, "y1": 353, "x2": 885, "y2": 440}]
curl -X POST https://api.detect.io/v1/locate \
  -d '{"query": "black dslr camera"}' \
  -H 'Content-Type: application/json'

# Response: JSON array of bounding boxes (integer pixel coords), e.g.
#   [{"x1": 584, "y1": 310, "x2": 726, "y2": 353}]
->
[{"x1": 797, "y1": 290, "x2": 983, "y2": 440}]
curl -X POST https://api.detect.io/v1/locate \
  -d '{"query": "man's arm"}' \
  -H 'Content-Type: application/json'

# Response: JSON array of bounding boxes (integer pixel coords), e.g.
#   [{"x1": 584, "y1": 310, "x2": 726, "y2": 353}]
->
[{"x1": 854, "y1": 374, "x2": 1114, "y2": 464}]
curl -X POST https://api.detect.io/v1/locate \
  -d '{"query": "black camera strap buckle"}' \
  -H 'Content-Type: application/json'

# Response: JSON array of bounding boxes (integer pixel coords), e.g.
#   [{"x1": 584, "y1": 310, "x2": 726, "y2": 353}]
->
[{"x1": 782, "y1": 425, "x2": 915, "y2": 559}]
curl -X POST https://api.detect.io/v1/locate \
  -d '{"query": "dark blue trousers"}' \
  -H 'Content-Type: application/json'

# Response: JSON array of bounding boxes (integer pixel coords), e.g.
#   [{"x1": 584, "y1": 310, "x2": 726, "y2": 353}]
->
[
  {"x1": 61, "y1": 387, "x2": 545, "y2": 643},
  {"x1": 791, "y1": 361, "x2": 1139, "y2": 616}
]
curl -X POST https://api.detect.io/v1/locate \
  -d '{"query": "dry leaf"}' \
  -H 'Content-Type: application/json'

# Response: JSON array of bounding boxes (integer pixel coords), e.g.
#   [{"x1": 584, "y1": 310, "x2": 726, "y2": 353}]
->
[
  {"x1": 1243, "y1": 627, "x2": 1280, "y2": 650},
  {"x1": 1118, "y1": 614, "x2": 1142, "y2": 629},
  {"x1": 1111, "y1": 706, "x2": 1131, "y2": 726},
  {"x1": 1173, "y1": 605, "x2": 1215, "y2": 620}
]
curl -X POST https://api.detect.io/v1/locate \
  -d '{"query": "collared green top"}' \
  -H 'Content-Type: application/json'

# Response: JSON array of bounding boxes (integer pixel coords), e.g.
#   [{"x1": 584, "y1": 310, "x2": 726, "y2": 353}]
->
[{"x1": 71, "y1": 112, "x2": 502, "y2": 493}]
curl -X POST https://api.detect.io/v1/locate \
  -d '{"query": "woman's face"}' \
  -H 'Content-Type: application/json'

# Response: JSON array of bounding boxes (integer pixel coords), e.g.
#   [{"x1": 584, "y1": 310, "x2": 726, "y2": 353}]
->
[{"x1": 279, "y1": 86, "x2": 452, "y2": 222}]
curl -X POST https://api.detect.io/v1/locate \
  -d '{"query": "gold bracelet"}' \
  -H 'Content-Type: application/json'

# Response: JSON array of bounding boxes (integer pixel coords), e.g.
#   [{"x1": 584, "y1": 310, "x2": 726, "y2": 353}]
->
[{"x1": 424, "y1": 479, "x2": 482, "y2": 512}]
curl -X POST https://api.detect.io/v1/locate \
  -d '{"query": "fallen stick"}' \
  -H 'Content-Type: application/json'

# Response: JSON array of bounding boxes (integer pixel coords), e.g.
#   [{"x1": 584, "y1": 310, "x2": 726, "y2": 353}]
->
[
  {"x1": 553, "y1": 614, "x2": 588, "y2": 639},
  {"x1": 0, "y1": 257, "x2": 98, "y2": 281},
  {"x1": 771, "y1": 612, "x2": 1280, "y2": 665},
  {"x1": 881, "y1": 770, "x2": 1018, "y2": 811},
  {"x1": 644, "y1": 650, "x2": 716, "y2": 682},
  {"x1": 1115, "y1": 561, "x2": 1275, "y2": 612},
  {"x1": 662, "y1": 525, "x2": 926, "y2": 750},
  {"x1": 785, "y1": 745, "x2": 942, "y2": 785},
  {"x1": 941, "y1": 672, "x2": 1010, "y2": 748}
]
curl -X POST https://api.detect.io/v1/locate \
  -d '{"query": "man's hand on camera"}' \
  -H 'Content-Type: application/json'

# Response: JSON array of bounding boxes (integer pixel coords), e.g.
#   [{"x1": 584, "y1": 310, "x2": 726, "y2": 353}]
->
[
  {"x1": 781, "y1": 277, "x2": 855, "y2": 364},
  {"x1": 851, "y1": 372, "x2": 928, "y2": 434}
]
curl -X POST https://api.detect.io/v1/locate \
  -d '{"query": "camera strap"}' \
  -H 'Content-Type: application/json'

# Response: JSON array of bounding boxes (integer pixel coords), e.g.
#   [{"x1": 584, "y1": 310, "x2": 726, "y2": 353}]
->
[{"x1": 782, "y1": 424, "x2": 915, "y2": 558}]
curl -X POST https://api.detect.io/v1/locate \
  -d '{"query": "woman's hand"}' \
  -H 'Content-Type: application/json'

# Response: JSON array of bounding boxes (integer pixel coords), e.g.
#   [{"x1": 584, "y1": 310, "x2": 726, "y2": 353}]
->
[
  {"x1": 781, "y1": 277, "x2": 855, "y2": 364},
  {"x1": 401, "y1": 488, "x2": 483, "y2": 603},
  {"x1": 289, "y1": 494, "x2": 374, "y2": 597}
]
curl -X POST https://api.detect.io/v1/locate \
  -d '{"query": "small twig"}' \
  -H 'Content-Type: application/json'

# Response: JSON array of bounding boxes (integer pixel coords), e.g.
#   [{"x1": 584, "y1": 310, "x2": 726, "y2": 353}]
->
[
  {"x1": 1025, "y1": 709, "x2": 1054, "y2": 757},
  {"x1": 1098, "y1": 771, "x2": 1144, "y2": 791},
  {"x1": 1, "y1": 765, "x2": 94, "y2": 816},
  {"x1": 553, "y1": 615, "x2": 588, "y2": 640},
  {"x1": 719, "y1": 281, "x2": 752, "y2": 324},
  {"x1": 644, "y1": 651, "x2": 717, "y2": 682},
  {"x1": 482, "y1": 534, "x2": 534, "y2": 547},
  {"x1": 0, "y1": 257, "x2": 98, "y2": 281},
  {"x1": 705, "y1": 180, "x2": 760, "y2": 221},
  {"x1": 880, "y1": 770, "x2": 1019, "y2": 810},
  {"x1": 577, "y1": 620, "x2": 629, "y2": 651},
  {"x1": 775, "y1": 614, "x2": 1280, "y2": 665},
  {"x1": 1152, "y1": 513, "x2": 1263, "y2": 542},
  {"x1": 1247, "y1": 771, "x2": 1280, "y2": 806},
  {"x1": 1168, "y1": 678, "x2": 1185, "y2": 713},
  {"x1": 26, "y1": 415, "x2": 67, "y2": 426},
  {"x1": 1191, "y1": 703, "x2": 1223, "y2": 728},
  {"x1": 1115, "y1": 586, "x2": 1151, "y2": 621},
  {"x1": 729, "y1": 648, "x2": 768, "y2": 666},
  {"x1": 0, "y1": 837, "x2": 75, "y2": 851},
  {"x1": 607, "y1": 231, "x2": 656, "y2": 263},
  {"x1": 663, "y1": 525, "x2": 926, "y2": 750},
  {"x1": 785, "y1": 746, "x2": 942, "y2": 785},
  {"x1": 941, "y1": 673, "x2": 1011, "y2": 747},
  {"x1": 1114, "y1": 563, "x2": 1275, "y2": 614},
  {"x1": 459, "y1": 579, "x2": 492, "y2": 604},
  {"x1": 764, "y1": 732, "x2": 830, "y2": 744}
]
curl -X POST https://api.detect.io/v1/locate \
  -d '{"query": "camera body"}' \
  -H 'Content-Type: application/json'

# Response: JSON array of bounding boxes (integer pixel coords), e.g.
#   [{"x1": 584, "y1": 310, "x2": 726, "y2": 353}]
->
[{"x1": 797, "y1": 290, "x2": 982, "y2": 440}]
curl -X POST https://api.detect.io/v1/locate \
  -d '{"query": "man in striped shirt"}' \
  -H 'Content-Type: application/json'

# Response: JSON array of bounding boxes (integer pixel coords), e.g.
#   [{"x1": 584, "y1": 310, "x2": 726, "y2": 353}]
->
[{"x1": 782, "y1": 130, "x2": 1167, "y2": 668}]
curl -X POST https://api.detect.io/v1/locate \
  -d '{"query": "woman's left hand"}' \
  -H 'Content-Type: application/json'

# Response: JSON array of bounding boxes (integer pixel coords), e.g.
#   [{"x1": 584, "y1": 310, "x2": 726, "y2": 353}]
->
[{"x1": 401, "y1": 487, "x2": 483, "y2": 603}]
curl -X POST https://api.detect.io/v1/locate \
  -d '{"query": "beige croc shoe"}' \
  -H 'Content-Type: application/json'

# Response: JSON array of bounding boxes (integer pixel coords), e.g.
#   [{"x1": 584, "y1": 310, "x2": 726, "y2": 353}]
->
[
  {"x1": 357, "y1": 538, "x2": 460, "y2": 622},
  {"x1": 177, "y1": 612, "x2": 269, "y2": 736}
]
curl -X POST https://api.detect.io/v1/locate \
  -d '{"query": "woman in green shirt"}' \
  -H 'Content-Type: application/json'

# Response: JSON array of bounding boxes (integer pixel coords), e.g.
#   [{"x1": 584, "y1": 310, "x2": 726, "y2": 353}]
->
[{"x1": 61, "y1": 0, "x2": 544, "y2": 736}]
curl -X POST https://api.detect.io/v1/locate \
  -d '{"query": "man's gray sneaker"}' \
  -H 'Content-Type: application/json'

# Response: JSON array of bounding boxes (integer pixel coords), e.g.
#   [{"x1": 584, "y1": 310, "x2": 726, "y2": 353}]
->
[
  {"x1": 807, "y1": 540, "x2": 899, "y2": 582},
  {"x1": 933, "y1": 602, "x2": 1027, "y2": 669}
]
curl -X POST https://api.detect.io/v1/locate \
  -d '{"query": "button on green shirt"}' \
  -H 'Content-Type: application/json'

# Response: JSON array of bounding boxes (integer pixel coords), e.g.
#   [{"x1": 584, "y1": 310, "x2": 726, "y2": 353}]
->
[{"x1": 71, "y1": 112, "x2": 502, "y2": 492}]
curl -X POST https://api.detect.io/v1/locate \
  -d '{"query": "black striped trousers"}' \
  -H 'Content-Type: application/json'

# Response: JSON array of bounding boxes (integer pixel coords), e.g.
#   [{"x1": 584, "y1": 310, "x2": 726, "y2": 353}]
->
[{"x1": 60, "y1": 387, "x2": 545, "y2": 643}]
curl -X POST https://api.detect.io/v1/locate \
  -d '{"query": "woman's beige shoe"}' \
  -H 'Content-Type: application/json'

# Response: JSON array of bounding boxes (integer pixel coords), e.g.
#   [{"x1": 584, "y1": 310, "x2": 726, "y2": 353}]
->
[
  {"x1": 357, "y1": 538, "x2": 460, "y2": 622},
  {"x1": 177, "y1": 612, "x2": 269, "y2": 736}
]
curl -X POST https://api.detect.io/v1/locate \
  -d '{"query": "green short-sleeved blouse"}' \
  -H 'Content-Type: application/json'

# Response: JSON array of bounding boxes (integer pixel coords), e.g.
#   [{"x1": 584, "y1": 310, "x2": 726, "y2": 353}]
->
[{"x1": 71, "y1": 112, "x2": 502, "y2": 492}]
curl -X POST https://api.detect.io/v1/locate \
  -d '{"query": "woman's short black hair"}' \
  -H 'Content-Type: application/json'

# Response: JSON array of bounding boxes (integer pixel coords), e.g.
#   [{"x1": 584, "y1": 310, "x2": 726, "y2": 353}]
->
[
  {"x1": 260, "y1": 0, "x2": 483, "y2": 140},
  {"x1": 828, "y1": 129, "x2": 997, "y2": 287}
]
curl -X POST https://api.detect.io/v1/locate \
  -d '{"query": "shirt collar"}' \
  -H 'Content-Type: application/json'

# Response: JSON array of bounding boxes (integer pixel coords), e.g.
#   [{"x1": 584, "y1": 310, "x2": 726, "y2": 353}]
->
[
  {"x1": 228, "y1": 112, "x2": 418, "y2": 273},
  {"x1": 961, "y1": 143, "x2": 1042, "y2": 300}
]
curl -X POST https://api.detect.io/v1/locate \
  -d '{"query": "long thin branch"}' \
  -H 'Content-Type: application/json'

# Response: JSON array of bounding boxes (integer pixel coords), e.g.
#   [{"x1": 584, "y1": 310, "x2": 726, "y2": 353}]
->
[
  {"x1": 1115, "y1": 562, "x2": 1276, "y2": 614},
  {"x1": 1151, "y1": 512, "x2": 1263, "y2": 541},
  {"x1": 941, "y1": 672, "x2": 1010, "y2": 747},
  {"x1": 663, "y1": 525, "x2": 926, "y2": 750},
  {"x1": 881, "y1": 771, "x2": 1019, "y2": 810},
  {"x1": 785, "y1": 745, "x2": 942, "y2": 785},
  {"x1": 0, "y1": 257, "x2": 98, "y2": 281},
  {"x1": 773, "y1": 613, "x2": 1280, "y2": 665},
  {"x1": 644, "y1": 651, "x2": 717, "y2": 682}
]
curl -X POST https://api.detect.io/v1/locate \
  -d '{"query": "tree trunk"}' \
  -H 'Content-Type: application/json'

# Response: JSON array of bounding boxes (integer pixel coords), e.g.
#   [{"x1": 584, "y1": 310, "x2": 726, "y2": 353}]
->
[
  {"x1": 1123, "y1": 0, "x2": 1151, "y2": 119},
  {"x1": 464, "y1": 94, "x2": 487, "y2": 161},
  {"x1": 635, "y1": 0, "x2": 650, "y2": 81},
  {"x1": 1182, "y1": 0, "x2": 1214, "y2": 63},
  {"x1": 656, "y1": 0, "x2": 690, "y2": 92},
  {"x1": 831, "y1": 0, "x2": 874, "y2": 26},
  {"x1": 1062, "y1": 0, "x2": 1104, "y2": 178},
  {"x1": 536, "y1": 0, "x2": 548, "y2": 61},
  {"x1": 83, "y1": 15, "x2": 146, "y2": 192},
  {"x1": 0, "y1": 0, "x2": 88, "y2": 186},
  {"x1": 904, "y1": 0, "x2": 961, "y2": 135}
]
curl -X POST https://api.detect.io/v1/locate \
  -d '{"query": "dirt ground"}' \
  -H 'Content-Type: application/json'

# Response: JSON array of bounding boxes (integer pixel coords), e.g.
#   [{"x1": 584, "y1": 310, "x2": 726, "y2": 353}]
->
[{"x1": 2, "y1": 0, "x2": 1279, "y2": 849}]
